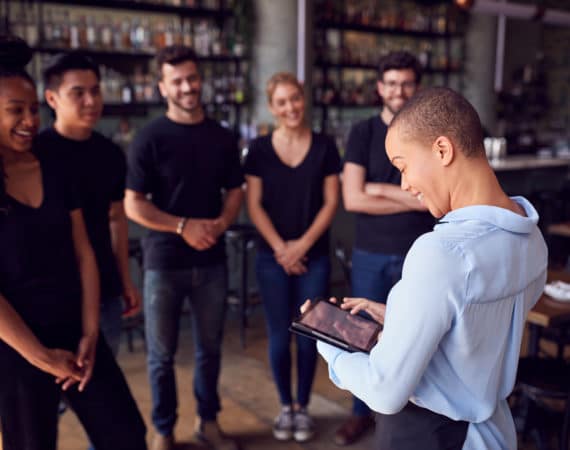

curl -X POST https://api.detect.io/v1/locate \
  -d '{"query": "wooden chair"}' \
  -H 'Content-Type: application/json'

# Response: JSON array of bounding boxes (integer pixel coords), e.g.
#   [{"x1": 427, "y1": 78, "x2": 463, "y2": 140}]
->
[{"x1": 515, "y1": 357, "x2": 570, "y2": 450}]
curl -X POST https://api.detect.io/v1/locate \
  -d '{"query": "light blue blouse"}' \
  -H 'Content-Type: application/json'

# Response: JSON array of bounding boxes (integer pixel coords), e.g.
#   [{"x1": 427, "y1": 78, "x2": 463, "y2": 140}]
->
[{"x1": 318, "y1": 196, "x2": 547, "y2": 449}]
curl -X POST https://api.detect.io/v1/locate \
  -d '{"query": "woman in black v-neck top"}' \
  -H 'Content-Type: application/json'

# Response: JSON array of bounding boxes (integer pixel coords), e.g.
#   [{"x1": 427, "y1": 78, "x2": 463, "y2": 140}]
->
[
  {"x1": 244, "y1": 72, "x2": 341, "y2": 442},
  {"x1": 0, "y1": 37, "x2": 146, "y2": 450}
]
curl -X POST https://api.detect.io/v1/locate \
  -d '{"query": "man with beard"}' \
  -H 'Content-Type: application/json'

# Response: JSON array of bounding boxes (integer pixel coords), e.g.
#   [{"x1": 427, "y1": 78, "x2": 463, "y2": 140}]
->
[
  {"x1": 334, "y1": 51, "x2": 434, "y2": 446},
  {"x1": 125, "y1": 46, "x2": 243, "y2": 450}
]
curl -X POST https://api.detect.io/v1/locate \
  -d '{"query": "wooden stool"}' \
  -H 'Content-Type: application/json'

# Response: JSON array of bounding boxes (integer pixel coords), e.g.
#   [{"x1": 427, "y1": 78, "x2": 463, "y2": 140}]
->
[{"x1": 548, "y1": 222, "x2": 570, "y2": 269}]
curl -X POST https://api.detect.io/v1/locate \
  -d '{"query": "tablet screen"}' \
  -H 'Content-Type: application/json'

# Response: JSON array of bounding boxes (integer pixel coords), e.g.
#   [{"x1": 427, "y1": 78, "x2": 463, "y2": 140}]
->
[{"x1": 298, "y1": 301, "x2": 380, "y2": 352}]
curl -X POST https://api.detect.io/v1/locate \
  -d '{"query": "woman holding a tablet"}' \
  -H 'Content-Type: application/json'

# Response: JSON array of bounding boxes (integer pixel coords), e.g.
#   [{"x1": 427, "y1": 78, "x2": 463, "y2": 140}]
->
[
  {"x1": 313, "y1": 88, "x2": 547, "y2": 450},
  {"x1": 244, "y1": 72, "x2": 340, "y2": 442}
]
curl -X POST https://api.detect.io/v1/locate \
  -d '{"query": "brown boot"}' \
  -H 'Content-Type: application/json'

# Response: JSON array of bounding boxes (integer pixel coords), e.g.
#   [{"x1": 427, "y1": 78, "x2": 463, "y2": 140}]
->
[
  {"x1": 333, "y1": 415, "x2": 375, "y2": 446},
  {"x1": 194, "y1": 417, "x2": 239, "y2": 450},
  {"x1": 151, "y1": 433, "x2": 175, "y2": 450}
]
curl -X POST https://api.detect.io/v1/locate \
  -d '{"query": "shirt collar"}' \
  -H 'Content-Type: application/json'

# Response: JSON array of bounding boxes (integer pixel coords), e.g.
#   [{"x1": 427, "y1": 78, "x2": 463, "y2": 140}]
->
[{"x1": 436, "y1": 196, "x2": 538, "y2": 234}]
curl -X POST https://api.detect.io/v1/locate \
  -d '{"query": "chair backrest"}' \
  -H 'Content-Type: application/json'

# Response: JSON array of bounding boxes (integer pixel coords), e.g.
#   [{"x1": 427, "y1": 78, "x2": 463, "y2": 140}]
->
[{"x1": 334, "y1": 242, "x2": 352, "y2": 290}]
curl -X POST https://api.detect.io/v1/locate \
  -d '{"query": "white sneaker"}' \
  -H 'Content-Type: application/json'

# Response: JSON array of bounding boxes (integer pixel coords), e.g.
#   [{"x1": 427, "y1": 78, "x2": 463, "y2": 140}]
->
[
  {"x1": 194, "y1": 418, "x2": 239, "y2": 450},
  {"x1": 293, "y1": 407, "x2": 315, "y2": 442},
  {"x1": 272, "y1": 405, "x2": 294, "y2": 441}
]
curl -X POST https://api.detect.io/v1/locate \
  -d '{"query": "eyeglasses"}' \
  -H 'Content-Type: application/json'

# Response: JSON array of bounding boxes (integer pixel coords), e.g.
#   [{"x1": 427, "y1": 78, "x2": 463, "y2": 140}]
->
[{"x1": 382, "y1": 81, "x2": 417, "y2": 91}]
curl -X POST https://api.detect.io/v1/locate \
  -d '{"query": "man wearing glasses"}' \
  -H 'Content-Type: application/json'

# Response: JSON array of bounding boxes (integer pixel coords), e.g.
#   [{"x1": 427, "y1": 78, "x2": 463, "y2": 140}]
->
[{"x1": 335, "y1": 51, "x2": 434, "y2": 446}]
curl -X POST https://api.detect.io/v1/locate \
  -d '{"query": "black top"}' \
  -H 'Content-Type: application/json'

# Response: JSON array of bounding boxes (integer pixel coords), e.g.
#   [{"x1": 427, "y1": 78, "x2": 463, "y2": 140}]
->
[
  {"x1": 127, "y1": 116, "x2": 244, "y2": 269},
  {"x1": 0, "y1": 152, "x2": 82, "y2": 334},
  {"x1": 244, "y1": 132, "x2": 341, "y2": 258},
  {"x1": 344, "y1": 116, "x2": 434, "y2": 255},
  {"x1": 36, "y1": 128, "x2": 125, "y2": 299}
]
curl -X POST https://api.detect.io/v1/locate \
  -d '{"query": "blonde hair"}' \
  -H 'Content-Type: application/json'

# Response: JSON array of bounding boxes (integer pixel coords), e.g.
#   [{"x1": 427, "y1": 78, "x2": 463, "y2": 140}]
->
[{"x1": 266, "y1": 72, "x2": 304, "y2": 104}]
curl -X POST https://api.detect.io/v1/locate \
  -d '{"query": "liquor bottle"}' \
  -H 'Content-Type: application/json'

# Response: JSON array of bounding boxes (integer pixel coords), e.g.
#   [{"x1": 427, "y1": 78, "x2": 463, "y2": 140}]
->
[
  {"x1": 130, "y1": 19, "x2": 141, "y2": 50},
  {"x1": 173, "y1": 20, "x2": 183, "y2": 46},
  {"x1": 164, "y1": 20, "x2": 175, "y2": 47},
  {"x1": 43, "y1": 9, "x2": 54, "y2": 46},
  {"x1": 86, "y1": 16, "x2": 97, "y2": 48},
  {"x1": 121, "y1": 18, "x2": 132, "y2": 50},
  {"x1": 100, "y1": 16, "x2": 113, "y2": 49},
  {"x1": 182, "y1": 19, "x2": 193, "y2": 48},
  {"x1": 140, "y1": 19, "x2": 152, "y2": 51},
  {"x1": 113, "y1": 19, "x2": 123, "y2": 50},
  {"x1": 25, "y1": 8, "x2": 39, "y2": 47},
  {"x1": 52, "y1": 9, "x2": 63, "y2": 47},
  {"x1": 69, "y1": 14, "x2": 80, "y2": 49},
  {"x1": 154, "y1": 20, "x2": 166, "y2": 49}
]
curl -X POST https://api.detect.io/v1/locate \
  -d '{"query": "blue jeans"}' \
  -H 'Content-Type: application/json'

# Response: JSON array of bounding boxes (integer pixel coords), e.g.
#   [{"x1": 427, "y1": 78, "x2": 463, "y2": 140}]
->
[
  {"x1": 256, "y1": 251, "x2": 330, "y2": 407},
  {"x1": 144, "y1": 263, "x2": 227, "y2": 436},
  {"x1": 351, "y1": 248, "x2": 404, "y2": 417}
]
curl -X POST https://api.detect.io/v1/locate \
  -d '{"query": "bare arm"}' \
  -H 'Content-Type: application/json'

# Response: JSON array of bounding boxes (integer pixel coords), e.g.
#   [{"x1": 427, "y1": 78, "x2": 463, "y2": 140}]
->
[
  {"x1": 68, "y1": 209, "x2": 101, "y2": 391},
  {"x1": 208, "y1": 187, "x2": 244, "y2": 238},
  {"x1": 245, "y1": 175, "x2": 285, "y2": 252},
  {"x1": 276, "y1": 174, "x2": 340, "y2": 269},
  {"x1": 342, "y1": 163, "x2": 424, "y2": 215},
  {"x1": 124, "y1": 189, "x2": 216, "y2": 250},
  {"x1": 109, "y1": 201, "x2": 141, "y2": 317},
  {"x1": 299, "y1": 174, "x2": 340, "y2": 247},
  {"x1": 124, "y1": 189, "x2": 180, "y2": 233},
  {"x1": 246, "y1": 176, "x2": 307, "y2": 275},
  {"x1": 71, "y1": 209, "x2": 100, "y2": 340}
]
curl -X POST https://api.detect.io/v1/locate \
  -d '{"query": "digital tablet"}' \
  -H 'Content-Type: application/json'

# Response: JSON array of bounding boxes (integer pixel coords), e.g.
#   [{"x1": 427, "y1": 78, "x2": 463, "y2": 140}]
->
[{"x1": 290, "y1": 299, "x2": 382, "y2": 353}]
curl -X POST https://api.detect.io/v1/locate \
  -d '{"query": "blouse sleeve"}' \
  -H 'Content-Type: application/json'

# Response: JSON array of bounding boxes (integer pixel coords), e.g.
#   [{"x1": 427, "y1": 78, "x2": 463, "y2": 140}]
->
[{"x1": 318, "y1": 233, "x2": 463, "y2": 414}]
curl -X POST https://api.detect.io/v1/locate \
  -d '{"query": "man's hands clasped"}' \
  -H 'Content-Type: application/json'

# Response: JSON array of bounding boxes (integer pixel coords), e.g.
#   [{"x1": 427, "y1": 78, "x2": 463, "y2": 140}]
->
[{"x1": 180, "y1": 217, "x2": 228, "y2": 251}]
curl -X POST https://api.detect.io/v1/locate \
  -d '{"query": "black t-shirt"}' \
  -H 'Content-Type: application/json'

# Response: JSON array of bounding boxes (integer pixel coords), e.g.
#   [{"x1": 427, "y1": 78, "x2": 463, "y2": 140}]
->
[
  {"x1": 0, "y1": 152, "x2": 82, "y2": 334},
  {"x1": 36, "y1": 128, "x2": 125, "y2": 299},
  {"x1": 127, "y1": 116, "x2": 244, "y2": 269},
  {"x1": 244, "y1": 132, "x2": 341, "y2": 257},
  {"x1": 344, "y1": 116, "x2": 434, "y2": 255}
]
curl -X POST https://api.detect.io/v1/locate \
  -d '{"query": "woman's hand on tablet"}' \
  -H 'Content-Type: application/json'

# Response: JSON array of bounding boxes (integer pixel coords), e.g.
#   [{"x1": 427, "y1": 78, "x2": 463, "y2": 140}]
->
[
  {"x1": 300, "y1": 297, "x2": 339, "y2": 314},
  {"x1": 340, "y1": 297, "x2": 386, "y2": 325}
]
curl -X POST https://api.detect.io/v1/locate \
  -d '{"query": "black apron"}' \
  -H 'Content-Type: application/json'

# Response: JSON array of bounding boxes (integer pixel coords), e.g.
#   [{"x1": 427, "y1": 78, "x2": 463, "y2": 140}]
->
[{"x1": 374, "y1": 402, "x2": 469, "y2": 450}]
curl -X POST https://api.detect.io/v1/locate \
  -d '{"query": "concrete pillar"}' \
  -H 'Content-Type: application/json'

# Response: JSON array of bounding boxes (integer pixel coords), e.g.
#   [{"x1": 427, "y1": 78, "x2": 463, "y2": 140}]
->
[
  {"x1": 463, "y1": 13, "x2": 499, "y2": 134},
  {"x1": 250, "y1": 0, "x2": 298, "y2": 125}
]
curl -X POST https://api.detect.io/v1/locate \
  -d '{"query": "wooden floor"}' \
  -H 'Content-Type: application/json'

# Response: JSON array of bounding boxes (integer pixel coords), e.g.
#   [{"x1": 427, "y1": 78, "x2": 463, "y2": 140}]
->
[
  {"x1": 0, "y1": 307, "x2": 557, "y2": 449},
  {"x1": 57, "y1": 308, "x2": 377, "y2": 450}
]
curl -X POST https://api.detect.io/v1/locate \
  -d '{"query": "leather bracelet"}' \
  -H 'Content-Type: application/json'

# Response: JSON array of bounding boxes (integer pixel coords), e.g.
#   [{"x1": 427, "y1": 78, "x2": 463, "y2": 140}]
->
[{"x1": 176, "y1": 217, "x2": 187, "y2": 235}]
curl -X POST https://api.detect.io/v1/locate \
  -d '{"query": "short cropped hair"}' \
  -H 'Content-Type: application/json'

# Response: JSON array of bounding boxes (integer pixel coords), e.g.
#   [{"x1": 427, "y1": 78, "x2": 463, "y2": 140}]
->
[
  {"x1": 43, "y1": 51, "x2": 100, "y2": 90},
  {"x1": 156, "y1": 45, "x2": 199, "y2": 79},
  {"x1": 378, "y1": 51, "x2": 423, "y2": 84},
  {"x1": 265, "y1": 72, "x2": 304, "y2": 104},
  {"x1": 390, "y1": 87, "x2": 485, "y2": 158}
]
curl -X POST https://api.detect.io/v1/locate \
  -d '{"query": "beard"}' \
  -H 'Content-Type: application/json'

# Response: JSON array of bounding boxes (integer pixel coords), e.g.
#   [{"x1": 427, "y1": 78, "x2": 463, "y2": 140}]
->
[
  {"x1": 170, "y1": 92, "x2": 202, "y2": 114},
  {"x1": 383, "y1": 98, "x2": 407, "y2": 116}
]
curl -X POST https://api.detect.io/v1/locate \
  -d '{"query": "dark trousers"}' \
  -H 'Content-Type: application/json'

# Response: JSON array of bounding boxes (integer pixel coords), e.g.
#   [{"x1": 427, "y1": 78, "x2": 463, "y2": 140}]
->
[
  {"x1": 1, "y1": 336, "x2": 147, "y2": 450},
  {"x1": 374, "y1": 402, "x2": 468, "y2": 450},
  {"x1": 351, "y1": 249, "x2": 405, "y2": 416}
]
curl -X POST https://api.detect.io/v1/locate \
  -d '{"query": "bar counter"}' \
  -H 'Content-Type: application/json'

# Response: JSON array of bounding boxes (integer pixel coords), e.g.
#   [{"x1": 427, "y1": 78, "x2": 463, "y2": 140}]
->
[
  {"x1": 490, "y1": 155, "x2": 570, "y2": 196},
  {"x1": 490, "y1": 155, "x2": 570, "y2": 172}
]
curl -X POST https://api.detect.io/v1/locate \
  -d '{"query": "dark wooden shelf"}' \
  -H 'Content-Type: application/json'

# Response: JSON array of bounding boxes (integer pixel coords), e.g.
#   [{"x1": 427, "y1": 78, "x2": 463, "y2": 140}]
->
[
  {"x1": 33, "y1": 46, "x2": 244, "y2": 63},
  {"x1": 314, "y1": 60, "x2": 462, "y2": 74},
  {"x1": 38, "y1": 0, "x2": 231, "y2": 18},
  {"x1": 316, "y1": 20, "x2": 463, "y2": 38}
]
